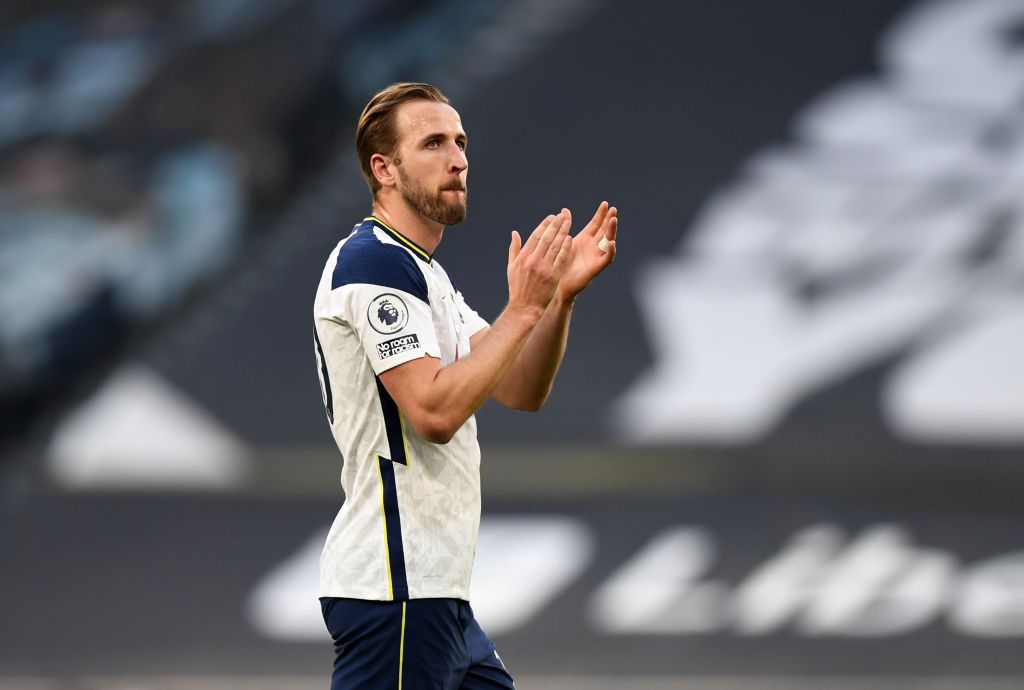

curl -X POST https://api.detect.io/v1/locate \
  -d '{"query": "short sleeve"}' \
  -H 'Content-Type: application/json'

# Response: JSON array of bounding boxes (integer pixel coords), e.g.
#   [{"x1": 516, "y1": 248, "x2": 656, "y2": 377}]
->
[
  {"x1": 455, "y1": 290, "x2": 489, "y2": 338},
  {"x1": 347, "y1": 285, "x2": 441, "y2": 374},
  {"x1": 328, "y1": 232, "x2": 441, "y2": 374}
]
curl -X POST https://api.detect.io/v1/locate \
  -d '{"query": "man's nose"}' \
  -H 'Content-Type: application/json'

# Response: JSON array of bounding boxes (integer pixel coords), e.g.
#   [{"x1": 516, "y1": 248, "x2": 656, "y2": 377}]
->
[{"x1": 448, "y1": 144, "x2": 467, "y2": 173}]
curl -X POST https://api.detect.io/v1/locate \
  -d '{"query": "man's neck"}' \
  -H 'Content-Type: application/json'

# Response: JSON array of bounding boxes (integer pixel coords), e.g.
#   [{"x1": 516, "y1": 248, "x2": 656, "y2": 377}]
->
[{"x1": 371, "y1": 196, "x2": 444, "y2": 255}]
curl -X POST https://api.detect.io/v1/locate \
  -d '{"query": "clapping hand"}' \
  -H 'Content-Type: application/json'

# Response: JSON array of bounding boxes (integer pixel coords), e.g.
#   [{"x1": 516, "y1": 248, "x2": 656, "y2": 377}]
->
[{"x1": 556, "y1": 201, "x2": 618, "y2": 300}]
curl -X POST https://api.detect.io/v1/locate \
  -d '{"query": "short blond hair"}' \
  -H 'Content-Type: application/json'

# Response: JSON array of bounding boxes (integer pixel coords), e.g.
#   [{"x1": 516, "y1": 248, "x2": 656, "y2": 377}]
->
[{"x1": 355, "y1": 82, "x2": 449, "y2": 195}]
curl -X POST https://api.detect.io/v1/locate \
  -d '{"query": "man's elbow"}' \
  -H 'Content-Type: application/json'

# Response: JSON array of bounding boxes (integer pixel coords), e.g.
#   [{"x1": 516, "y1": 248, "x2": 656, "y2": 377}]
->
[
  {"x1": 491, "y1": 377, "x2": 554, "y2": 412},
  {"x1": 506, "y1": 392, "x2": 547, "y2": 413},
  {"x1": 411, "y1": 411, "x2": 459, "y2": 444}
]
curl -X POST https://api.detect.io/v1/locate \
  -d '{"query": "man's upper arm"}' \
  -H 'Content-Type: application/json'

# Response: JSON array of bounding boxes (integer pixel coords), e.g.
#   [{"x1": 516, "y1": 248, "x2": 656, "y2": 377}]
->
[{"x1": 377, "y1": 353, "x2": 442, "y2": 418}]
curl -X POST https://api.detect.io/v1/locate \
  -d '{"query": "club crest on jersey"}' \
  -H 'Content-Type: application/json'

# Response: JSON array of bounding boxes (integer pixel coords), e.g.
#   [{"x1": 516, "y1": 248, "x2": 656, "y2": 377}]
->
[{"x1": 368, "y1": 293, "x2": 410, "y2": 334}]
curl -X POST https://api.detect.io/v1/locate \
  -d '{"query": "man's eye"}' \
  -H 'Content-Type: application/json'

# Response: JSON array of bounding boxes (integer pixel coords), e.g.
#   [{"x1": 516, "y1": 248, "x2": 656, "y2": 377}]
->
[
  {"x1": 456, "y1": 141, "x2": 466, "y2": 151},
  {"x1": 426, "y1": 140, "x2": 439, "y2": 149}
]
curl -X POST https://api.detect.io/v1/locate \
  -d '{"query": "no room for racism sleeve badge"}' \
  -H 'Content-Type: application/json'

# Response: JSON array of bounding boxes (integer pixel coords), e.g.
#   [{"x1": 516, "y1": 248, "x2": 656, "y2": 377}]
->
[{"x1": 368, "y1": 293, "x2": 410, "y2": 334}]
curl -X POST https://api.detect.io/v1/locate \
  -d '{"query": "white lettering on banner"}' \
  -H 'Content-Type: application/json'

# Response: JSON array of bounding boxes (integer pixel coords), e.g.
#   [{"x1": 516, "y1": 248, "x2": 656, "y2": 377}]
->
[
  {"x1": 733, "y1": 525, "x2": 846, "y2": 635},
  {"x1": 469, "y1": 516, "x2": 594, "y2": 635},
  {"x1": 613, "y1": 0, "x2": 1024, "y2": 444},
  {"x1": 590, "y1": 527, "x2": 728, "y2": 634},
  {"x1": 588, "y1": 523, "x2": 1004, "y2": 638},
  {"x1": 789, "y1": 526, "x2": 955, "y2": 637},
  {"x1": 951, "y1": 552, "x2": 1024, "y2": 637}
]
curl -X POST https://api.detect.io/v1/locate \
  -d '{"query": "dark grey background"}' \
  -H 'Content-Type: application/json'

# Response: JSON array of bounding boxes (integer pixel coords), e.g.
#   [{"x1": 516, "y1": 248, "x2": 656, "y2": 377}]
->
[{"x1": 5, "y1": 0, "x2": 1024, "y2": 683}]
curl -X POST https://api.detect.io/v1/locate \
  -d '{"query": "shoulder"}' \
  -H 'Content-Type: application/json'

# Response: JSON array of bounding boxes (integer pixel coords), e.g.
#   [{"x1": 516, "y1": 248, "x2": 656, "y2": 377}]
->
[{"x1": 331, "y1": 223, "x2": 429, "y2": 302}]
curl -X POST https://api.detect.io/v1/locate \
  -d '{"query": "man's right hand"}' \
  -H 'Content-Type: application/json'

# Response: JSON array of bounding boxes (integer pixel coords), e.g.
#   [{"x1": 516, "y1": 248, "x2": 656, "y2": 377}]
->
[{"x1": 506, "y1": 210, "x2": 573, "y2": 319}]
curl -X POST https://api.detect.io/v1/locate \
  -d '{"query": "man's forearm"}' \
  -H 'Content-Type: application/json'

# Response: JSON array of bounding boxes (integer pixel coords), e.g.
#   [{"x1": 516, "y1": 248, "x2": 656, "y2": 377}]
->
[
  {"x1": 425, "y1": 305, "x2": 542, "y2": 434},
  {"x1": 492, "y1": 293, "x2": 575, "y2": 410},
  {"x1": 380, "y1": 304, "x2": 544, "y2": 444}
]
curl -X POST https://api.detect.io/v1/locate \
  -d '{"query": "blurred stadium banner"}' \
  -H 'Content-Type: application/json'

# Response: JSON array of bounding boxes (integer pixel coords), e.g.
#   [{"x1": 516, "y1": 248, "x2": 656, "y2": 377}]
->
[{"x1": 6, "y1": 492, "x2": 1024, "y2": 679}]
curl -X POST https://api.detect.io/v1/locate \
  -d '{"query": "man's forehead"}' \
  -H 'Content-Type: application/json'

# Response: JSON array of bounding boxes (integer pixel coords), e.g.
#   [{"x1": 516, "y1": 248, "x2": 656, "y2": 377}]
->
[{"x1": 394, "y1": 100, "x2": 464, "y2": 138}]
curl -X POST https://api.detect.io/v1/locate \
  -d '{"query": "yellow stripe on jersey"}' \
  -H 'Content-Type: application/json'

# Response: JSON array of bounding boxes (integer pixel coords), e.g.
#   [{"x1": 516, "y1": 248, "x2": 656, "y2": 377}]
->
[
  {"x1": 366, "y1": 216, "x2": 432, "y2": 263},
  {"x1": 399, "y1": 413, "x2": 411, "y2": 469},
  {"x1": 398, "y1": 601, "x2": 407, "y2": 690},
  {"x1": 375, "y1": 455, "x2": 394, "y2": 600}
]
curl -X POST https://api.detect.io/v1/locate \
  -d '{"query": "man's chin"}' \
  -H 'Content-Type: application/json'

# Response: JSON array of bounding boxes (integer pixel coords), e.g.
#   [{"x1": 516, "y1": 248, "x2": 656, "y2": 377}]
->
[
  {"x1": 437, "y1": 209, "x2": 467, "y2": 225},
  {"x1": 435, "y1": 200, "x2": 467, "y2": 226},
  {"x1": 401, "y1": 186, "x2": 467, "y2": 225}
]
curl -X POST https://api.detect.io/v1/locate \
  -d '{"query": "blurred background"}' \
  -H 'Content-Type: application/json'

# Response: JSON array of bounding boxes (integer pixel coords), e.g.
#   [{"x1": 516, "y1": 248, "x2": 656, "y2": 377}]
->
[{"x1": 2, "y1": 0, "x2": 1024, "y2": 687}]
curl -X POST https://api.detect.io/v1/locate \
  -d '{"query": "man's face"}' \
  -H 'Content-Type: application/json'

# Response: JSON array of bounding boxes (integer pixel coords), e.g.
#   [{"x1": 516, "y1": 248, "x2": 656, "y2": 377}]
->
[{"x1": 391, "y1": 100, "x2": 468, "y2": 226}]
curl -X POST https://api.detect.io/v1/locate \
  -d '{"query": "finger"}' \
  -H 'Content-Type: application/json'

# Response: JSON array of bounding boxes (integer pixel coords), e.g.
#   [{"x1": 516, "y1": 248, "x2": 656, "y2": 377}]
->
[
  {"x1": 591, "y1": 203, "x2": 615, "y2": 239},
  {"x1": 604, "y1": 212, "x2": 618, "y2": 242},
  {"x1": 597, "y1": 215, "x2": 618, "y2": 253},
  {"x1": 546, "y1": 213, "x2": 571, "y2": 260},
  {"x1": 522, "y1": 215, "x2": 554, "y2": 255},
  {"x1": 524, "y1": 215, "x2": 554, "y2": 253},
  {"x1": 508, "y1": 230, "x2": 522, "y2": 264},
  {"x1": 534, "y1": 210, "x2": 563, "y2": 258},
  {"x1": 587, "y1": 201, "x2": 610, "y2": 236},
  {"x1": 553, "y1": 234, "x2": 573, "y2": 273}
]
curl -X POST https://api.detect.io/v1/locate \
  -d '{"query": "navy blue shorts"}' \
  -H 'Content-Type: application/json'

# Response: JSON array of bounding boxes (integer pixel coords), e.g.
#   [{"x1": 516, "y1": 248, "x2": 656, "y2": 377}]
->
[{"x1": 320, "y1": 597, "x2": 516, "y2": 690}]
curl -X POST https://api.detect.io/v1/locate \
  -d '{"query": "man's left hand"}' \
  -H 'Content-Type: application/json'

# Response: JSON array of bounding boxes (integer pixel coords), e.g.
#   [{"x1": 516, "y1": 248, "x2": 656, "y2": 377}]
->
[{"x1": 556, "y1": 201, "x2": 618, "y2": 300}]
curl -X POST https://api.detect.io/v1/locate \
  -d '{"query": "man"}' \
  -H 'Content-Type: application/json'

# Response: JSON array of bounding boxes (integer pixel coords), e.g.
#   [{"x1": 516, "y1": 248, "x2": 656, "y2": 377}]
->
[{"x1": 312, "y1": 82, "x2": 618, "y2": 689}]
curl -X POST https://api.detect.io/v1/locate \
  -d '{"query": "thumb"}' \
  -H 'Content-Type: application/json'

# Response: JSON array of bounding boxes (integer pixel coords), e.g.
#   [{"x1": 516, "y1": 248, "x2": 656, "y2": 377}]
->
[{"x1": 508, "y1": 230, "x2": 522, "y2": 264}]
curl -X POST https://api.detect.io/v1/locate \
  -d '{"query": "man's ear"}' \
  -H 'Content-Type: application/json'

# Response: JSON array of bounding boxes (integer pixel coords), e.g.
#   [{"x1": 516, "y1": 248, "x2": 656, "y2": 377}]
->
[{"x1": 370, "y1": 153, "x2": 396, "y2": 189}]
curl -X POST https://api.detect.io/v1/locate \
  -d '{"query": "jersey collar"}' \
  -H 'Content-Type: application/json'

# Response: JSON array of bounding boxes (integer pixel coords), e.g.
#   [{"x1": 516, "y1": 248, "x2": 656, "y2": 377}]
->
[{"x1": 365, "y1": 216, "x2": 433, "y2": 265}]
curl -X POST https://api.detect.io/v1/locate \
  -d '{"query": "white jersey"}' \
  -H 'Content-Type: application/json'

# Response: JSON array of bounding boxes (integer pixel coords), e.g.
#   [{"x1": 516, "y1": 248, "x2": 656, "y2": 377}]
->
[{"x1": 313, "y1": 216, "x2": 490, "y2": 601}]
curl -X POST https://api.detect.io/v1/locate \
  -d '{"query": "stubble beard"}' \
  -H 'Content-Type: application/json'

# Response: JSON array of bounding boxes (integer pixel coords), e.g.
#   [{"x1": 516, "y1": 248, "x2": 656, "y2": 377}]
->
[{"x1": 397, "y1": 169, "x2": 468, "y2": 226}]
